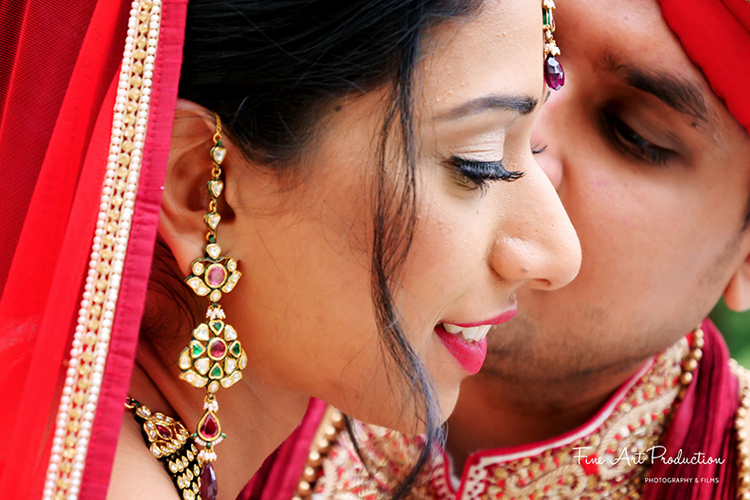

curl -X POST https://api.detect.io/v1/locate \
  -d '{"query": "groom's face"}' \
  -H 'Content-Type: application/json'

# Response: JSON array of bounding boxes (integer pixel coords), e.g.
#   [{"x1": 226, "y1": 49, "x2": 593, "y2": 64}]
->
[{"x1": 482, "y1": 0, "x2": 750, "y2": 386}]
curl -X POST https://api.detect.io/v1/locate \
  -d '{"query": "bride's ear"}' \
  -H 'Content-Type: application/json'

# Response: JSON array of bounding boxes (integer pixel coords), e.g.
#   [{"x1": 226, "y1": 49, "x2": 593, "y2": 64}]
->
[{"x1": 159, "y1": 100, "x2": 219, "y2": 276}]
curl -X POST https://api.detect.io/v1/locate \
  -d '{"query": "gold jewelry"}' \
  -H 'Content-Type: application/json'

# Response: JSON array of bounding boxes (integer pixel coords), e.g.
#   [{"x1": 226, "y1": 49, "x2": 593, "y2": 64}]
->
[
  {"x1": 293, "y1": 407, "x2": 345, "y2": 500},
  {"x1": 543, "y1": 0, "x2": 565, "y2": 90},
  {"x1": 125, "y1": 398, "x2": 203, "y2": 500},
  {"x1": 729, "y1": 359, "x2": 750, "y2": 497},
  {"x1": 178, "y1": 114, "x2": 247, "y2": 500},
  {"x1": 675, "y1": 326, "x2": 704, "y2": 402}
]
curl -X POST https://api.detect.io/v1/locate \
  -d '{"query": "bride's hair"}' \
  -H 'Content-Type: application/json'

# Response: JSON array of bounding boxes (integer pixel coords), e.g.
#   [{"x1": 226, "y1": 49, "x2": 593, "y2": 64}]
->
[{"x1": 165, "y1": 0, "x2": 483, "y2": 495}]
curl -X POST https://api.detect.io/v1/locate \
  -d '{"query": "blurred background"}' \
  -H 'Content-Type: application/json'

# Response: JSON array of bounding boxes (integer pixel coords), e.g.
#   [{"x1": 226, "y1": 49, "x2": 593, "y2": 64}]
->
[{"x1": 711, "y1": 299, "x2": 750, "y2": 368}]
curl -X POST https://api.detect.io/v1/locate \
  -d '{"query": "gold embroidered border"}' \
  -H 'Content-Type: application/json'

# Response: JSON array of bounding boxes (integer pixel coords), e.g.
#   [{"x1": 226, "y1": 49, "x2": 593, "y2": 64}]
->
[
  {"x1": 42, "y1": 2, "x2": 163, "y2": 499},
  {"x1": 293, "y1": 406, "x2": 345, "y2": 500},
  {"x1": 311, "y1": 339, "x2": 688, "y2": 500},
  {"x1": 461, "y1": 340, "x2": 687, "y2": 500}
]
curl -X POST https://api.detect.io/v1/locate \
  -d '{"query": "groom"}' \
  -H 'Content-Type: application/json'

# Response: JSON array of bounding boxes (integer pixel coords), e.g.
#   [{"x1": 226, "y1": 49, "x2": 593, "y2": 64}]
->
[
  {"x1": 244, "y1": 0, "x2": 750, "y2": 498},
  {"x1": 443, "y1": 0, "x2": 750, "y2": 497}
]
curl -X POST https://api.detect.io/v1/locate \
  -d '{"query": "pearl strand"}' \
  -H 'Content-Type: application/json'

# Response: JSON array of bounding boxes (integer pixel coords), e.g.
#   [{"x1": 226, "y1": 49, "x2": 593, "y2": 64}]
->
[
  {"x1": 730, "y1": 359, "x2": 750, "y2": 498},
  {"x1": 42, "y1": 2, "x2": 162, "y2": 500}
]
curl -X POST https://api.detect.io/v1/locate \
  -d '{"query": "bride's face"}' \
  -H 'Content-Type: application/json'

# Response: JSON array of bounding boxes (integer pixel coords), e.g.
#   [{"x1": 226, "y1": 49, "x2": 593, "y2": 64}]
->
[{"x1": 170, "y1": 0, "x2": 580, "y2": 431}]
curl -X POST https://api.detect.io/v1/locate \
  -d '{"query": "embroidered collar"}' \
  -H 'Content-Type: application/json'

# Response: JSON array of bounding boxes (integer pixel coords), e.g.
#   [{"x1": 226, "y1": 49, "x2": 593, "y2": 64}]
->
[{"x1": 311, "y1": 338, "x2": 689, "y2": 500}]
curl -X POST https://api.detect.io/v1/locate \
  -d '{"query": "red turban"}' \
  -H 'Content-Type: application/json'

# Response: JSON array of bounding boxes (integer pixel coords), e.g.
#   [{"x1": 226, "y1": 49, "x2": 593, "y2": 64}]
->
[{"x1": 658, "y1": 0, "x2": 750, "y2": 135}]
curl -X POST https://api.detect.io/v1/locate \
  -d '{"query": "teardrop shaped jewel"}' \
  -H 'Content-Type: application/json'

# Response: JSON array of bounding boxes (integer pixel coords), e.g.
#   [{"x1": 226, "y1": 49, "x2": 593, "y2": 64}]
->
[
  {"x1": 187, "y1": 277, "x2": 209, "y2": 296},
  {"x1": 179, "y1": 350, "x2": 192, "y2": 370},
  {"x1": 197, "y1": 411, "x2": 221, "y2": 442},
  {"x1": 201, "y1": 462, "x2": 218, "y2": 500},
  {"x1": 544, "y1": 55, "x2": 565, "y2": 90}
]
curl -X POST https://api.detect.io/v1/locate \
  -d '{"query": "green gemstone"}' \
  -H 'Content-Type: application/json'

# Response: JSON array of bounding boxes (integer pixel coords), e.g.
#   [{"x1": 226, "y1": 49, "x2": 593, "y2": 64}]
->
[
  {"x1": 229, "y1": 340, "x2": 242, "y2": 358},
  {"x1": 190, "y1": 340, "x2": 206, "y2": 358},
  {"x1": 209, "y1": 362, "x2": 224, "y2": 380},
  {"x1": 543, "y1": 9, "x2": 551, "y2": 26},
  {"x1": 209, "y1": 320, "x2": 224, "y2": 335}
]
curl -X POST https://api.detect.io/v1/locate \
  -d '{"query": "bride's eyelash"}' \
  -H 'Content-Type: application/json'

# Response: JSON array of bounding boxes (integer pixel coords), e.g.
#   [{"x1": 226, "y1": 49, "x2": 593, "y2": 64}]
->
[
  {"x1": 448, "y1": 155, "x2": 524, "y2": 190},
  {"x1": 531, "y1": 141, "x2": 548, "y2": 155}
]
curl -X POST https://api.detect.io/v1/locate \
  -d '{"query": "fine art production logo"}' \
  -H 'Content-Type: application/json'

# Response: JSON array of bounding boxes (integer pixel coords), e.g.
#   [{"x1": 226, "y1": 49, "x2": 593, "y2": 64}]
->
[{"x1": 574, "y1": 445, "x2": 725, "y2": 468}]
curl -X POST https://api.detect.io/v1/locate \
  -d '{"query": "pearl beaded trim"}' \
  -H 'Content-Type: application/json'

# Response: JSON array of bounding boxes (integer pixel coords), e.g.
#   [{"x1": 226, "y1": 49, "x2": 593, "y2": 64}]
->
[
  {"x1": 42, "y1": 2, "x2": 163, "y2": 499},
  {"x1": 729, "y1": 359, "x2": 750, "y2": 499}
]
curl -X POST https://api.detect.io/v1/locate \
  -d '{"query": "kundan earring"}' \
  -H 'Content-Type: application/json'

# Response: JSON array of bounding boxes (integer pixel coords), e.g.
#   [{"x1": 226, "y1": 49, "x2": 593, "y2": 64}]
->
[
  {"x1": 178, "y1": 114, "x2": 247, "y2": 500},
  {"x1": 543, "y1": 0, "x2": 565, "y2": 90}
]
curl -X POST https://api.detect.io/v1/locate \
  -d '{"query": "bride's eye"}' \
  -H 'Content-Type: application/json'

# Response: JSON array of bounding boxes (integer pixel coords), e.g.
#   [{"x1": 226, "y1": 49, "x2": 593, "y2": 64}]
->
[
  {"x1": 601, "y1": 108, "x2": 675, "y2": 166},
  {"x1": 531, "y1": 140, "x2": 548, "y2": 155},
  {"x1": 448, "y1": 155, "x2": 524, "y2": 191}
]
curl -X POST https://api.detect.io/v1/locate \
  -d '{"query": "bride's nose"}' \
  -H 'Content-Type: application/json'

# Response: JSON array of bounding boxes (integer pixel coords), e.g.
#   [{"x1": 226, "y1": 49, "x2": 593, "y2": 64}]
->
[{"x1": 489, "y1": 161, "x2": 581, "y2": 290}]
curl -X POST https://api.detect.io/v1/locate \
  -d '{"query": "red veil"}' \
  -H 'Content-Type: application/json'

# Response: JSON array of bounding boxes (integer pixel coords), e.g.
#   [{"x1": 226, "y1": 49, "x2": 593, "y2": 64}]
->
[{"x1": 0, "y1": 0, "x2": 187, "y2": 498}]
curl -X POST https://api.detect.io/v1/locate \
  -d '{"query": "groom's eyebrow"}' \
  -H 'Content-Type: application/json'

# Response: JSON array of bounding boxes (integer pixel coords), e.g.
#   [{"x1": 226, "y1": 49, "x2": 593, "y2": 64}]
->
[{"x1": 598, "y1": 53, "x2": 713, "y2": 126}]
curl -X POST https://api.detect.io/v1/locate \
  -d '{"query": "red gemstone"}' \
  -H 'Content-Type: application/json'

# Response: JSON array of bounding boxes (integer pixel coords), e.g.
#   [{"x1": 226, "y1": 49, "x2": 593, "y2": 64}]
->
[
  {"x1": 209, "y1": 339, "x2": 226, "y2": 359},
  {"x1": 200, "y1": 462, "x2": 218, "y2": 500},
  {"x1": 207, "y1": 266, "x2": 226, "y2": 287},
  {"x1": 155, "y1": 424, "x2": 171, "y2": 439},
  {"x1": 200, "y1": 413, "x2": 219, "y2": 439},
  {"x1": 544, "y1": 56, "x2": 565, "y2": 90}
]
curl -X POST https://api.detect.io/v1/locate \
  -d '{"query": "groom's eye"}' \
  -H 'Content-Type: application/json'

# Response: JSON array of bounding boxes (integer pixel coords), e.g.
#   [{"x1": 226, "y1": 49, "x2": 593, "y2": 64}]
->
[{"x1": 600, "y1": 108, "x2": 675, "y2": 166}]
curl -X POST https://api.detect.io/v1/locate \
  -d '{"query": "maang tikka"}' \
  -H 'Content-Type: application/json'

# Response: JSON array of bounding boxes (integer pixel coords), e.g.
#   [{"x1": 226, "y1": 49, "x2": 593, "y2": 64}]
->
[
  {"x1": 178, "y1": 114, "x2": 247, "y2": 500},
  {"x1": 543, "y1": 0, "x2": 565, "y2": 90}
]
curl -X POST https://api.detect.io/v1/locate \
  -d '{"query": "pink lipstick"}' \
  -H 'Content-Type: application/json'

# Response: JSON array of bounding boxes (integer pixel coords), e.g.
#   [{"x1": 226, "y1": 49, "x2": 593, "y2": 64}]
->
[
  {"x1": 435, "y1": 324, "x2": 488, "y2": 375},
  {"x1": 448, "y1": 309, "x2": 517, "y2": 328}
]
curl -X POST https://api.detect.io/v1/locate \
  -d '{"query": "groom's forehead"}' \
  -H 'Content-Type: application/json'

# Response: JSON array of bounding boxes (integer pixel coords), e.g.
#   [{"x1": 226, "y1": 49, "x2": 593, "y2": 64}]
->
[
  {"x1": 572, "y1": 0, "x2": 749, "y2": 141},
  {"x1": 653, "y1": 0, "x2": 750, "y2": 138}
]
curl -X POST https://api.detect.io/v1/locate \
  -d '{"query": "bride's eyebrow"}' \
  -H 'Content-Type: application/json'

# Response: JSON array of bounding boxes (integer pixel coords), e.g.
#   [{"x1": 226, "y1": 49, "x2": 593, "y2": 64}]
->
[{"x1": 436, "y1": 94, "x2": 539, "y2": 121}]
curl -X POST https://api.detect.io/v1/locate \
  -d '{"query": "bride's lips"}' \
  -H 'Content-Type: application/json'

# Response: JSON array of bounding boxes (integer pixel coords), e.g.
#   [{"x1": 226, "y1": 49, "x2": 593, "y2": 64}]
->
[
  {"x1": 435, "y1": 307, "x2": 518, "y2": 374},
  {"x1": 435, "y1": 325, "x2": 487, "y2": 375},
  {"x1": 449, "y1": 309, "x2": 518, "y2": 328}
]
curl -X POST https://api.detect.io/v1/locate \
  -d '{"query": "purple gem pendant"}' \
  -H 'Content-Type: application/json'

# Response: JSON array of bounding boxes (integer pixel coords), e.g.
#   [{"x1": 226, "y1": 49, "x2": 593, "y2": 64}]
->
[
  {"x1": 542, "y1": 0, "x2": 565, "y2": 90},
  {"x1": 201, "y1": 462, "x2": 218, "y2": 500},
  {"x1": 544, "y1": 55, "x2": 565, "y2": 91}
]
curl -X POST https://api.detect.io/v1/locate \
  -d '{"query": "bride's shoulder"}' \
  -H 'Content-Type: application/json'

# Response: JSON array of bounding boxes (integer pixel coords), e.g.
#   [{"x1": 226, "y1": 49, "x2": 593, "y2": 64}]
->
[{"x1": 107, "y1": 411, "x2": 180, "y2": 500}]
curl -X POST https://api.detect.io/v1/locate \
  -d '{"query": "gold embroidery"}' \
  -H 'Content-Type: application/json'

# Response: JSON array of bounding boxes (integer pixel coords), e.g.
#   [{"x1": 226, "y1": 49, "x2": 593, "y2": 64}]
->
[
  {"x1": 311, "y1": 339, "x2": 690, "y2": 500},
  {"x1": 294, "y1": 406, "x2": 345, "y2": 500}
]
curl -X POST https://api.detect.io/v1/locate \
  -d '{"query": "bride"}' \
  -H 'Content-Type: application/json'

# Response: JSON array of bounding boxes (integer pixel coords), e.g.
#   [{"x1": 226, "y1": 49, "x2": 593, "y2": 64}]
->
[{"x1": 0, "y1": 0, "x2": 579, "y2": 499}]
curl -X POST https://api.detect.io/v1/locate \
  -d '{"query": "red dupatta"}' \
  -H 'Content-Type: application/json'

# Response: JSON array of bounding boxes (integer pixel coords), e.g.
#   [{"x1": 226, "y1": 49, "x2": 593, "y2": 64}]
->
[{"x1": 0, "y1": 0, "x2": 187, "y2": 498}]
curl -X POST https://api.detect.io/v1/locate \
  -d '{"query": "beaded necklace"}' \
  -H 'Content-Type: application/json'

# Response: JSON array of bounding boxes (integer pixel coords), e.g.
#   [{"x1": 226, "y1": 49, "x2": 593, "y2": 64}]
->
[{"x1": 125, "y1": 398, "x2": 209, "y2": 500}]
